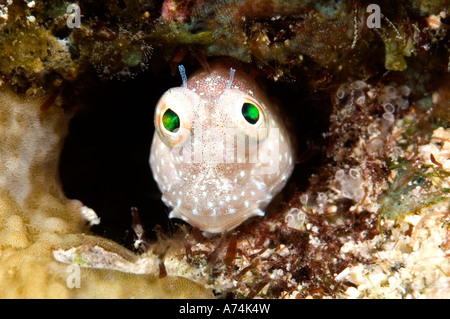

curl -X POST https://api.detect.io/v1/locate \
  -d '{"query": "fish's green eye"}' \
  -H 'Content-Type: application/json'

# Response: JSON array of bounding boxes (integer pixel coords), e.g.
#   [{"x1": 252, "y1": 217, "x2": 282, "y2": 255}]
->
[
  {"x1": 162, "y1": 108, "x2": 180, "y2": 132},
  {"x1": 242, "y1": 103, "x2": 260, "y2": 124}
]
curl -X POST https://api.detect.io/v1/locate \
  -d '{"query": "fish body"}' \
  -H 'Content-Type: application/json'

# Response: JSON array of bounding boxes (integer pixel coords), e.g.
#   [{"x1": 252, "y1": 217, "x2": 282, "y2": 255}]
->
[{"x1": 150, "y1": 62, "x2": 294, "y2": 233}]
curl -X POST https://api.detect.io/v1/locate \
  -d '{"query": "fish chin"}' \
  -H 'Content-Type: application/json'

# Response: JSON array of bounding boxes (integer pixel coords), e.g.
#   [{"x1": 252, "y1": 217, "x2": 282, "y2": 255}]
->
[{"x1": 169, "y1": 207, "x2": 264, "y2": 233}]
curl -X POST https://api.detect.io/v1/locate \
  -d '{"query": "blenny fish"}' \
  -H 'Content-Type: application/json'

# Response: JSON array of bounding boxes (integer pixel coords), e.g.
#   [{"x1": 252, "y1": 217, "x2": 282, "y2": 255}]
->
[{"x1": 150, "y1": 62, "x2": 294, "y2": 233}]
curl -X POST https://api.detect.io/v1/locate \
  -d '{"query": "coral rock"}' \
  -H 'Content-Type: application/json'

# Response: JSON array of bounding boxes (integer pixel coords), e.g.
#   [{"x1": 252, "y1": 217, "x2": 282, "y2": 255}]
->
[{"x1": 0, "y1": 87, "x2": 213, "y2": 298}]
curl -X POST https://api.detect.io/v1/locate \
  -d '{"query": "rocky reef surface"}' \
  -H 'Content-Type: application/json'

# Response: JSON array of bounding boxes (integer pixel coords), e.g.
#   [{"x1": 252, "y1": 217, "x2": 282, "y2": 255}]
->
[{"x1": 0, "y1": 0, "x2": 448, "y2": 298}]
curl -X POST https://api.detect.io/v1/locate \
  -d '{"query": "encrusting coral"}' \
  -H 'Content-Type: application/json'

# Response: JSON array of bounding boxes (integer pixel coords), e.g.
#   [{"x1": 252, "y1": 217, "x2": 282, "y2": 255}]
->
[{"x1": 0, "y1": 86, "x2": 213, "y2": 298}]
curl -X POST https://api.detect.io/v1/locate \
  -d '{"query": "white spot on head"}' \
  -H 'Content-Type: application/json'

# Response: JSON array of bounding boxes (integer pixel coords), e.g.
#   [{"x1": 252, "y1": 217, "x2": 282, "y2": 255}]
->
[{"x1": 256, "y1": 182, "x2": 266, "y2": 190}]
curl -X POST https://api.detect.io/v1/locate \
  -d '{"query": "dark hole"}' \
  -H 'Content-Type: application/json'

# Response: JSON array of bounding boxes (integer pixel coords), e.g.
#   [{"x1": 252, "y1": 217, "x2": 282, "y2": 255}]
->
[
  {"x1": 52, "y1": 26, "x2": 72, "y2": 40},
  {"x1": 59, "y1": 68, "x2": 180, "y2": 248}
]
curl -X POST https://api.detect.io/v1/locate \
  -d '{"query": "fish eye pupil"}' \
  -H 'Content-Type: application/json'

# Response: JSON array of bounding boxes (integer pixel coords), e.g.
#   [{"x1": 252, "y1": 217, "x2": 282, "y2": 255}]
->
[
  {"x1": 162, "y1": 108, "x2": 180, "y2": 132},
  {"x1": 242, "y1": 103, "x2": 260, "y2": 124}
]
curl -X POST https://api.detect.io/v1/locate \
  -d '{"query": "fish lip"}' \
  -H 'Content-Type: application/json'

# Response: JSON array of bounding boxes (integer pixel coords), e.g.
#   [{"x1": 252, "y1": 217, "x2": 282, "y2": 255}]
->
[{"x1": 169, "y1": 207, "x2": 264, "y2": 233}]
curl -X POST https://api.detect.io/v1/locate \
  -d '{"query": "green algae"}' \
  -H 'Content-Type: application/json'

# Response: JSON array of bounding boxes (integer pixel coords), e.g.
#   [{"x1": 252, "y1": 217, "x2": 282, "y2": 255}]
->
[{"x1": 379, "y1": 160, "x2": 449, "y2": 221}]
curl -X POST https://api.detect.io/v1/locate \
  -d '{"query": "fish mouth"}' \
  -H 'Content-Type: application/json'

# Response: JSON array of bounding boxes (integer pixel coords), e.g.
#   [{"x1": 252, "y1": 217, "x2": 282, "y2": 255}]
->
[{"x1": 169, "y1": 207, "x2": 264, "y2": 234}]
